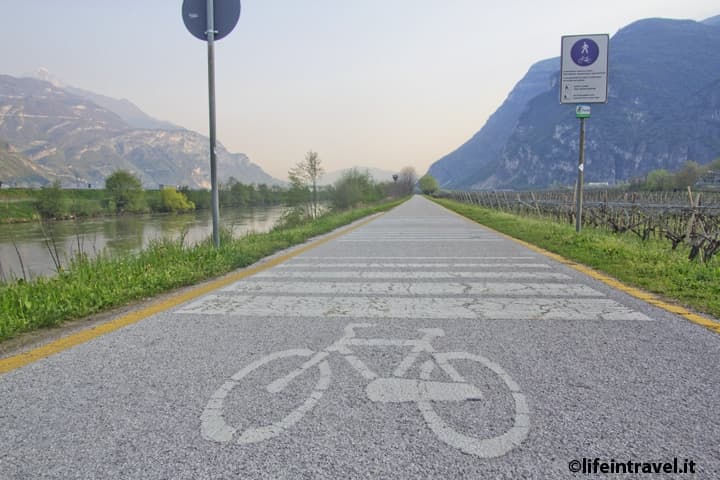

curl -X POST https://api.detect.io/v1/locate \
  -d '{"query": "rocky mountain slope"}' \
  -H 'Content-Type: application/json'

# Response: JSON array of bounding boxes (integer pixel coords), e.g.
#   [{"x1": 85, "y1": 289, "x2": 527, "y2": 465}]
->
[
  {"x1": 0, "y1": 74, "x2": 279, "y2": 188},
  {"x1": 428, "y1": 16, "x2": 720, "y2": 190}
]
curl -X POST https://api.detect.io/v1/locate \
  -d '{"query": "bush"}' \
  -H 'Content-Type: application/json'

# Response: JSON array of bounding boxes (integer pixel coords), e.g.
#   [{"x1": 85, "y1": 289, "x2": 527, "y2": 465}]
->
[
  {"x1": 160, "y1": 189, "x2": 195, "y2": 213},
  {"x1": 34, "y1": 181, "x2": 67, "y2": 219},
  {"x1": 331, "y1": 169, "x2": 382, "y2": 210}
]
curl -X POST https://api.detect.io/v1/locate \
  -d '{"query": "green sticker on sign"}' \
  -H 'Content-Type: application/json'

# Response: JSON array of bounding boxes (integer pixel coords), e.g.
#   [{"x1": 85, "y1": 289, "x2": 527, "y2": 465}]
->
[{"x1": 576, "y1": 105, "x2": 591, "y2": 118}]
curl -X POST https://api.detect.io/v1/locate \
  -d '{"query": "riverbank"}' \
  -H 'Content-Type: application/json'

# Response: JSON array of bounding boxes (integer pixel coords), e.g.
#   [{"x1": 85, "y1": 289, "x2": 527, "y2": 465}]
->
[
  {"x1": 432, "y1": 197, "x2": 720, "y2": 321},
  {"x1": 0, "y1": 198, "x2": 406, "y2": 341},
  {"x1": 0, "y1": 184, "x2": 289, "y2": 224},
  {"x1": 0, "y1": 200, "x2": 39, "y2": 223}
]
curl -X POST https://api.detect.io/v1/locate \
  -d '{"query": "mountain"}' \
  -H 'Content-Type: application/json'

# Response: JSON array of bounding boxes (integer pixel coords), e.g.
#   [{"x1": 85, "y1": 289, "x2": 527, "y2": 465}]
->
[
  {"x1": 63, "y1": 86, "x2": 181, "y2": 131},
  {"x1": 428, "y1": 16, "x2": 720, "y2": 190},
  {"x1": 25, "y1": 68, "x2": 180, "y2": 130},
  {"x1": 428, "y1": 58, "x2": 558, "y2": 188},
  {"x1": 319, "y1": 166, "x2": 399, "y2": 186},
  {"x1": 0, "y1": 139, "x2": 48, "y2": 185},
  {"x1": 704, "y1": 15, "x2": 720, "y2": 27},
  {"x1": 0, "y1": 74, "x2": 280, "y2": 188}
]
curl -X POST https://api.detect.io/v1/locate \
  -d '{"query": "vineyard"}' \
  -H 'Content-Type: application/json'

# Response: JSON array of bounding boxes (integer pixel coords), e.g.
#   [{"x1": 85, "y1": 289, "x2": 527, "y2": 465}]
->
[{"x1": 442, "y1": 188, "x2": 720, "y2": 263}]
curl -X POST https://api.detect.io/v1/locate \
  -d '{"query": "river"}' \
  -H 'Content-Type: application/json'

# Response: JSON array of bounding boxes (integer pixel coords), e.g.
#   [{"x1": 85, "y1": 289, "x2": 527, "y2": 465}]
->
[{"x1": 0, "y1": 206, "x2": 286, "y2": 281}]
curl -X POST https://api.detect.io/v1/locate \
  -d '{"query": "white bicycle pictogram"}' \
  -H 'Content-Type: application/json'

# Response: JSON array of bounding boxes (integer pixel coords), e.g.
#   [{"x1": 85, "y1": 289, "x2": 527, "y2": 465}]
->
[{"x1": 201, "y1": 323, "x2": 530, "y2": 458}]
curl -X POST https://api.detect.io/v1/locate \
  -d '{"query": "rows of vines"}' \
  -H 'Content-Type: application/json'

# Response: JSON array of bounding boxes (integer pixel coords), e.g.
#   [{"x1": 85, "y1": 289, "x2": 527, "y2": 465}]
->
[{"x1": 441, "y1": 189, "x2": 720, "y2": 263}]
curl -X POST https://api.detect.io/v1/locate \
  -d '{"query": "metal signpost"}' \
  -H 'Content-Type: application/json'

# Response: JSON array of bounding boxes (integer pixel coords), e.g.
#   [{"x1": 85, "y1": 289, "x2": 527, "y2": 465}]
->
[
  {"x1": 560, "y1": 34, "x2": 609, "y2": 232},
  {"x1": 182, "y1": 0, "x2": 241, "y2": 248}
]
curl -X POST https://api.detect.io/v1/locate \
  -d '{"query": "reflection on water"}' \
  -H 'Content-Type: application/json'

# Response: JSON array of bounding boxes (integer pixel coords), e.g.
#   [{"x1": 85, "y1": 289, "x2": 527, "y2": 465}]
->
[{"x1": 0, "y1": 206, "x2": 285, "y2": 280}]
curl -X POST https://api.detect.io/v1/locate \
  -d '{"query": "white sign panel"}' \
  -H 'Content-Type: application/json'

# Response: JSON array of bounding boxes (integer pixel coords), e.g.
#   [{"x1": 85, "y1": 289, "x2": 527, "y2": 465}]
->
[{"x1": 560, "y1": 34, "x2": 609, "y2": 104}]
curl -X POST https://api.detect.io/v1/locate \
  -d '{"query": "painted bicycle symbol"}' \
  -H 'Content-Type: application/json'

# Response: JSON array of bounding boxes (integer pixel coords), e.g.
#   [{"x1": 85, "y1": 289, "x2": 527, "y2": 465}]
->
[{"x1": 201, "y1": 323, "x2": 529, "y2": 458}]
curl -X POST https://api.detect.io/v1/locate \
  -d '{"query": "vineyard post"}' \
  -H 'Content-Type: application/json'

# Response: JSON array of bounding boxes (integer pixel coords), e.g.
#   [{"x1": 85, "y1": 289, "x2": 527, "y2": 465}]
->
[
  {"x1": 531, "y1": 192, "x2": 541, "y2": 216},
  {"x1": 686, "y1": 186, "x2": 698, "y2": 241}
]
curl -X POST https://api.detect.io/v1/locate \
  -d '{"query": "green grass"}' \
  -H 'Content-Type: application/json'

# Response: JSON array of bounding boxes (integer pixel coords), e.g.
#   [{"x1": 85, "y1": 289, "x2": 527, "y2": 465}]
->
[
  {"x1": 0, "y1": 200, "x2": 39, "y2": 222},
  {"x1": 432, "y1": 197, "x2": 720, "y2": 319},
  {"x1": 0, "y1": 199, "x2": 406, "y2": 341}
]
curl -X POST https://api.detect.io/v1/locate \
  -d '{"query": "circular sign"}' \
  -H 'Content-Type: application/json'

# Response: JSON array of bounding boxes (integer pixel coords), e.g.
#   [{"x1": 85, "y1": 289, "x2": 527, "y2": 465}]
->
[
  {"x1": 182, "y1": 0, "x2": 241, "y2": 41},
  {"x1": 570, "y1": 38, "x2": 599, "y2": 67}
]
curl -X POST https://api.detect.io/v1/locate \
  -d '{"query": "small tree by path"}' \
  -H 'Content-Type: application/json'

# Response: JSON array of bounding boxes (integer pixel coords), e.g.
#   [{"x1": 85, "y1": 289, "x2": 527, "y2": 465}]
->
[
  {"x1": 398, "y1": 167, "x2": 418, "y2": 196},
  {"x1": 105, "y1": 170, "x2": 144, "y2": 213},
  {"x1": 289, "y1": 151, "x2": 324, "y2": 218},
  {"x1": 419, "y1": 174, "x2": 439, "y2": 195}
]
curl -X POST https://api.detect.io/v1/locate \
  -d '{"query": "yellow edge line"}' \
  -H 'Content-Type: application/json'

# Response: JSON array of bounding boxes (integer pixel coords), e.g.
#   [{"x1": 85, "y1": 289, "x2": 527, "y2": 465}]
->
[
  {"x1": 436, "y1": 200, "x2": 720, "y2": 335},
  {"x1": 0, "y1": 214, "x2": 383, "y2": 374}
]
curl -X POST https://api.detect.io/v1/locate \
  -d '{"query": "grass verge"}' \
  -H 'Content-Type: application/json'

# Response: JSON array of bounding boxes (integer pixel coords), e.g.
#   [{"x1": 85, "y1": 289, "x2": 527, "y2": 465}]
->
[
  {"x1": 0, "y1": 199, "x2": 406, "y2": 341},
  {"x1": 432, "y1": 197, "x2": 720, "y2": 319},
  {"x1": 0, "y1": 200, "x2": 38, "y2": 223}
]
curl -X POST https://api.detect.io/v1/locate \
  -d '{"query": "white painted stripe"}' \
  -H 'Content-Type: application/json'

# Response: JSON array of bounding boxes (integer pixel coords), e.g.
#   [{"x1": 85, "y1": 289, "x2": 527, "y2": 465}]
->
[
  {"x1": 221, "y1": 281, "x2": 604, "y2": 297},
  {"x1": 179, "y1": 295, "x2": 652, "y2": 321},
  {"x1": 295, "y1": 257, "x2": 536, "y2": 260},
  {"x1": 252, "y1": 271, "x2": 572, "y2": 280},
  {"x1": 278, "y1": 263, "x2": 550, "y2": 269},
  {"x1": 338, "y1": 239, "x2": 501, "y2": 242},
  {"x1": 341, "y1": 235, "x2": 496, "y2": 238}
]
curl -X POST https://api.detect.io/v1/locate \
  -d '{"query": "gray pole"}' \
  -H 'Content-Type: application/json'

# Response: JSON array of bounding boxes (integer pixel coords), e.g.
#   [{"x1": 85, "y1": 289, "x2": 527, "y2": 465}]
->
[
  {"x1": 207, "y1": 0, "x2": 220, "y2": 248},
  {"x1": 575, "y1": 117, "x2": 586, "y2": 233}
]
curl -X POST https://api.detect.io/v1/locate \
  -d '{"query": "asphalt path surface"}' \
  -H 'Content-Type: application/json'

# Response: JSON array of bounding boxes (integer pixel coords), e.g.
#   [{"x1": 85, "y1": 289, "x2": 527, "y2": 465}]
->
[{"x1": 1, "y1": 195, "x2": 719, "y2": 479}]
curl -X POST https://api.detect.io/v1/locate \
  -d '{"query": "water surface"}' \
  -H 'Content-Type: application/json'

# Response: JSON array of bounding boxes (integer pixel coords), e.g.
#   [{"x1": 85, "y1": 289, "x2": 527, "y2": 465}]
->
[{"x1": 0, "y1": 206, "x2": 285, "y2": 280}]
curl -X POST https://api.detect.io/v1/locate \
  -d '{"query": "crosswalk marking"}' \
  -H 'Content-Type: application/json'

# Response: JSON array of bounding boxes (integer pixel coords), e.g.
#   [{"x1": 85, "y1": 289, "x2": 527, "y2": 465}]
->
[
  {"x1": 178, "y1": 295, "x2": 652, "y2": 321},
  {"x1": 252, "y1": 271, "x2": 572, "y2": 280},
  {"x1": 220, "y1": 281, "x2": 605, "y2": 297},
  {"x1": 277, "y1": 263, "x2": 551, "y2": 269}
]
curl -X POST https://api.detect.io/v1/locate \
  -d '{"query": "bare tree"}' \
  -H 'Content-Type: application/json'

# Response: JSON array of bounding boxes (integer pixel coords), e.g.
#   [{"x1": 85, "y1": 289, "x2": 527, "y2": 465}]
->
[
  {"x1": 289, "y1": 150, "x2": 325, "y2": 218},
  {"x1": 397, "y1": 166, "x2": 418, "y2": 196}
]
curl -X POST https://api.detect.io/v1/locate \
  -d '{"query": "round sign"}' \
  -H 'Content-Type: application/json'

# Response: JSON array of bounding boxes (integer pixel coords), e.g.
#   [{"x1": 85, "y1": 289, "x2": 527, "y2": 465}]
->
[
  {"x1": 182, "y1": 0, "x2": 241, "y2": 41},
  {"x1": 570, "y1": 38, "x2": 599, "y2": 67}
]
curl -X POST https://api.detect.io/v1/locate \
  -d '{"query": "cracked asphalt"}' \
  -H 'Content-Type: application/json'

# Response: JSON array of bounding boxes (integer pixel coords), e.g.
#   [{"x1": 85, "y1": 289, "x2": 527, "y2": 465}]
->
[{"x1": 1, "y1": 195, "x2": 719, "y2": 479}]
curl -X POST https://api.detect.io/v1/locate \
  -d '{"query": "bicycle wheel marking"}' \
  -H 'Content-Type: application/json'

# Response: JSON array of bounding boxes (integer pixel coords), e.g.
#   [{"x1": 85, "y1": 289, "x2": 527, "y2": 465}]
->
[
  {"x1": 238, "y1": 361, "x2": 331, "y2": 445},
  {"x1": 417, "y1": 352, "x2": 530, "y2": 458},
  {"x1": 200, "y1": 349, "x2": 331, "y2": 444}
]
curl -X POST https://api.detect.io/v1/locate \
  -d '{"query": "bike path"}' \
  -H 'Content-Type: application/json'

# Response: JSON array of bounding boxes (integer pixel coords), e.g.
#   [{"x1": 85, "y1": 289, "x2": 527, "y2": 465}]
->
[{"x1": 1, "y1": 195, "x2": 719, "y2": 479}]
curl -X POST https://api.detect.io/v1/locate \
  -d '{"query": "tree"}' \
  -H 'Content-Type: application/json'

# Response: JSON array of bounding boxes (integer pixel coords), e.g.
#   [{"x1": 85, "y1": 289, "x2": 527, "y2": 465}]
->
[
  {"x1": 105, "y1": 170, "x2": 144, "y2": 212},
  {"x1": 288, "y1": 150, "x2": 324, "y2": 218},
  {"x1": 674, "y1": 161, "x2": 703, "y2": 189},
  {"x1": 418, "y1": 174, "x2": 439, "y2": 195},
  {"x1": 644, "y1": 169, "x2": 674, "y2": 191},
  {"x1": 397, "y1": 166, "x2": 418, "y2": 196},
  {"x1": 35, "y1": 180, "x2": 66, "y2": 219}
]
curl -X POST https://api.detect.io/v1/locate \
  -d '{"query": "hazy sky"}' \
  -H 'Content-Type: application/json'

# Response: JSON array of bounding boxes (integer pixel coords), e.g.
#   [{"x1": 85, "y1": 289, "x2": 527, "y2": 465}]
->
[{"x1": 1, "y1": 1, "x2": 717, "y2": 180}]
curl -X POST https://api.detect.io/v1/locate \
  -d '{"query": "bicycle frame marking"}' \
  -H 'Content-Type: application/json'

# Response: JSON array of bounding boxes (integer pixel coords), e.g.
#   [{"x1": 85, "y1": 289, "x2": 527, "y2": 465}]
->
[{"x1": 201, "y1": 323, "x2": 530, "y2": 458}]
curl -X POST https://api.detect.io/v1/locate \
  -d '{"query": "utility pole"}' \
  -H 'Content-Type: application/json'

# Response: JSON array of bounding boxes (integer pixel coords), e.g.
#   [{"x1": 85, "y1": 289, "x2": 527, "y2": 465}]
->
[
  {"x1": 182, "y1": 0, "x2": 241, "y2": 248},
  {"x1": 206, "y1": 0, "x2": 220, "y2": 248}
]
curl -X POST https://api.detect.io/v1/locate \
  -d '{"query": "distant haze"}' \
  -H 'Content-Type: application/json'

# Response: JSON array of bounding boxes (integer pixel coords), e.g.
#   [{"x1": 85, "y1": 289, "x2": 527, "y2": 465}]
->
[{"x1": 1, "y1": 1, "x2": 717, "y2": 180}]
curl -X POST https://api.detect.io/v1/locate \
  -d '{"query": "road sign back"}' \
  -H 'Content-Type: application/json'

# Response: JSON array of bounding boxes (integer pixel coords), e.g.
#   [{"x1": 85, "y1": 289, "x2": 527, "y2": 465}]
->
[
  {"x1": 182, "y1": 0, "x2": 241, "y2": 41},
  {"x1": 560, "y1": 34, "x2": 609, "y2": 104}
]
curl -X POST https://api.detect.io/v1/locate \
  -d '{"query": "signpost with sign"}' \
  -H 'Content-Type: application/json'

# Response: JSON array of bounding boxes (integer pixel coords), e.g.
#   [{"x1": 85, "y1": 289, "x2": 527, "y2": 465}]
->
[
  {"x1": 182, "y1": 0, "x2": 241, "y2": 248},
  {"x1": 561, "y1": 34, "x2": 609, "y2": 104},
  {"x1": 560, "y1": 34, "x2": 609, "y2": 232}
]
